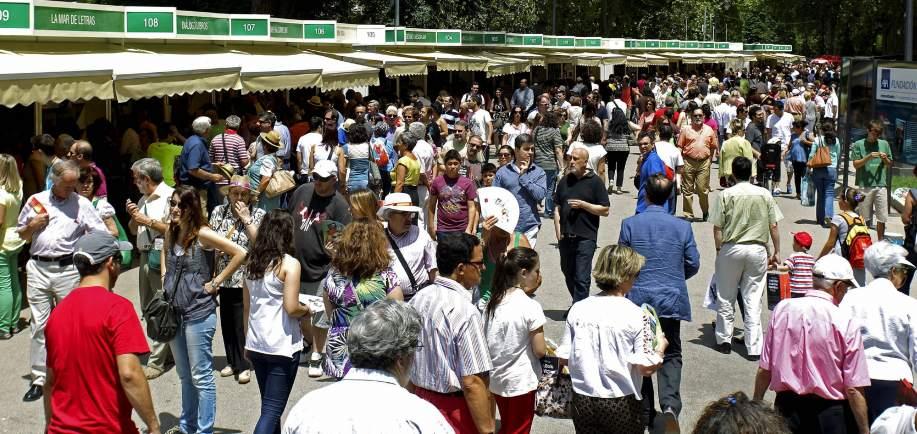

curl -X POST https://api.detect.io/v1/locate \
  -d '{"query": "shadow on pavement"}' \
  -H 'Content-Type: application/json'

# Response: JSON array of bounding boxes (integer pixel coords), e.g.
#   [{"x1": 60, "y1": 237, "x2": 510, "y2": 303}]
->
[
  {"x1": 158, "y1": 412, "x2": 242, "y2": 434},
  {"x1": 544, "y1": 309, "x2": 567, "y2": 322}
]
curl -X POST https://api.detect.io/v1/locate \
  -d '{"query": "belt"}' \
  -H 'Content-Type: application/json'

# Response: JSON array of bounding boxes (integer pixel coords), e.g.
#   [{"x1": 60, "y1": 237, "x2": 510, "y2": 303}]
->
[
  {"x1": 419, "y1": 387, "x2": 464, "y2": 397},
  {"x1": 31, "y1": 255, "x2": 74, "y2": 267}
]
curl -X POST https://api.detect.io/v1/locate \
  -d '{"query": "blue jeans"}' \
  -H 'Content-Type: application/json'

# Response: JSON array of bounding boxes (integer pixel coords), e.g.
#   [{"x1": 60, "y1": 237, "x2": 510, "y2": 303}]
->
[
  {"x1": 170, "y1": 311, "x2": 217, "y2": 434},
  {"x1": 250, "y1": 351, "x2": 301, "y2": 434},
  {"x1": 544, "y1": 169, "x2": 557, "y2": 216},
  {"x1": 812, "y1": 167, "x2": 836, "y2": 225},
  {"x1": 559, "y1": 236, "x2": 597, "y2": 303}
]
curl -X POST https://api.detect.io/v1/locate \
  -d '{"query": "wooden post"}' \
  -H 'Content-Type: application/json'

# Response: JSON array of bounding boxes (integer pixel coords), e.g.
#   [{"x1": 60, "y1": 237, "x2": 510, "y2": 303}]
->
[{"x1": 33, "y1": 103, "x2": 42, "y2": 135}]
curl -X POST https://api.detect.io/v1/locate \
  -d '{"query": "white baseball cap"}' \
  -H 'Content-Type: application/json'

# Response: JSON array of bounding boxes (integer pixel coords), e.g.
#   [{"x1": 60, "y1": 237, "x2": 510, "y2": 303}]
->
[
  {"x1": 312, "y1": 160, "x2": 338, "y2": 178},
  {"x1": 813, "y1": 254, "x2": 860, "y2": 288}
]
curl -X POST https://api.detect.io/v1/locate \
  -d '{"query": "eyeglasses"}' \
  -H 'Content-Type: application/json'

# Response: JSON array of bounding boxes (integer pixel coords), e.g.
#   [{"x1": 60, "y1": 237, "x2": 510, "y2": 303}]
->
[
  {"x1": 692, "y1": 114, "x2": 704, "y2": 118},
  {"x1": 455, "y1": 129, "x2": 466, "y2": 134},
  {"x1": 498, "y1": 152, "x2": 512, "y2": 158},
  {"x1": 465, "y1": 260, "x2": 485, "y2": 270},
  {"x1": 314, "y1": 175, "x2": 334, "y2": 183}
]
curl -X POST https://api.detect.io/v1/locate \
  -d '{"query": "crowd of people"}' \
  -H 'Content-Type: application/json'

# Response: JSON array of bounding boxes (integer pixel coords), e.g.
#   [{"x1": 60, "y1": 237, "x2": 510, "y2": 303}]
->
[{"x1": 3, "y1": 59, "x2": 917, "y2": 434}]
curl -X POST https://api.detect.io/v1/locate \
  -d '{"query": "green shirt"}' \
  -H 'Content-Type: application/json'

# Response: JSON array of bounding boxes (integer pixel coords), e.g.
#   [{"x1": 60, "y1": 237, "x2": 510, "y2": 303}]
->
[
  {"x1": 709, "y1": 182, "x2": 783, "y2": 245},
  {"x1": 147, "y1": 142, "x2": 184, "y2": 187},
  {"x1": 850, "y1": 138, "x2": 892, "y2": 188}
]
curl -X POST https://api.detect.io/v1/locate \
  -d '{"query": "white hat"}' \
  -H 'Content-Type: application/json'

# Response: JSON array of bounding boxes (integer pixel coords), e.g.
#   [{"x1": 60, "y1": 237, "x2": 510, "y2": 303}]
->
[
  {"x1": 813, "y1": 254, "x2": 860, "y2": 288},
  {"x1": 767, "y1": 137, "x2": 782, "y2": 145},
  {"x1": 377, "y1": 192, "x2": 421, "y2": 218},
  {"x1": 312, "y1": 160, "x2": 338, "y2": 178},
  {"x1": 791, "y1": 88, "x2": 801, "y2": 96}
]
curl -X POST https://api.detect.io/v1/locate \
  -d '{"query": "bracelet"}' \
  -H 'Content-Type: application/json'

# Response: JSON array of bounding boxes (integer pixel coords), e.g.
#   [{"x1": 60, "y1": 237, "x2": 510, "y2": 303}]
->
[{"x1": 243, "y1": 219, "x2": 252, "y2": 226}]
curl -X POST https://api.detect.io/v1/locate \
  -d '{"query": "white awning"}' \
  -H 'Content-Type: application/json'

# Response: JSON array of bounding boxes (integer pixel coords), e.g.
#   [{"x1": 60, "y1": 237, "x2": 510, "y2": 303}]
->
[
  {"x1": 0, "y1": 48, "x2": 114, "y2": 107},
  {"x1": 384, "y1": 50, "x2": 488, "y2": 72},
  {"x1": 637, "y1": 53, "x2": 670, "y2": 65},
  {"x1": 625, "y1": 55, "x2": 649, "y2": 68},
  {"x1": 575, "y1": 52, "x2": 626, "y2": 67},
  {"x1": 310, "y1": 49, "x2": 427, "y2": 78},
  {"x1": 473, "y1": 52, "x2": 531, "y2": 77},
  {"x1": 490, "y1": 51, "x2": 545, "y2": 67}
]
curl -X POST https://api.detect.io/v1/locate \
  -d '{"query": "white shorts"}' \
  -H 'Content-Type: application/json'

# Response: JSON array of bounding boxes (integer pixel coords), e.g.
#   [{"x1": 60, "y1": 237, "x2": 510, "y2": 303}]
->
[{"x1": 857, "y1": 186, "x2": 888, "y2": 224}]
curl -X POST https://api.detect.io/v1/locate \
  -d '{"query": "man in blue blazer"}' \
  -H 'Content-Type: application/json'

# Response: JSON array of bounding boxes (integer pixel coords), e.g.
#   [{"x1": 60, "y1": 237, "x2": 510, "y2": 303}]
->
[{"x1": 619, "y1": 173, "x2": 700, "y2": 433}]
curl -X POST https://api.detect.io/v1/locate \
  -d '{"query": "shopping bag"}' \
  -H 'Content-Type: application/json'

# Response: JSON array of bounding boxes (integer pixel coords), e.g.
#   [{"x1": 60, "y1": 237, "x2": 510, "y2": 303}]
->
[
  {"x1": 703, "y1": 273, "x2": 719, "y2": 311},
  {"x1": 766, "y1": 272, "x2": 791, "y2": 310},
  {"x1": 800, "y1": 170, "x2": 814, "y2": 207},
  {"x1": 535, "y1": 356, "x2": 572, "y2": 419}
]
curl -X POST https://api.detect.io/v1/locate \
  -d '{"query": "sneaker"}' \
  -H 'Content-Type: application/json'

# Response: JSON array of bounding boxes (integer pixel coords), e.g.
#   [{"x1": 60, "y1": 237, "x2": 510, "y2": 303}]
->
[
  {"x1": 237, "y1": 370, "x2": 251, "y2": 384},
  {"x1": 786, "y1": 186, "x2": 794, "y2": 196},
  {"x1": 0, "y1": 331, "x2": 11, "y2": 340},
  {"x1": 660, "y1": 408, "x2": 681, "y2": 434},
  {"x1": 219, "y1": 366, "x2": 234, "y2": 377},
  {"x1": 308, "y1": 353, "x2": 324, "y2": 378},
  {"x1": 164, "y1": 427, "x2": 186, "y2": 434},
  {"x1": 607, "y1": 185, "x2": 616, "y2": 194},
  {"x1": 143, "y1": 365, "x2": 165, "y2": 380}
]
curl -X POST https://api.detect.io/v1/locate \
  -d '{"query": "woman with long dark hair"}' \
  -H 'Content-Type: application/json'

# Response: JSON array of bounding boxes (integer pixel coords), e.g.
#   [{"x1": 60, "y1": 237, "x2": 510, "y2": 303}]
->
[
  {"x1": 163, "y1": 185, "x2": 247, "y2": 434},
  {"x1": 338, "y1": 121, "x2": 372, "y2": 195},
  {"x1": 484, "y1": 247, "x2": 546, "y2": 434},
  {"x1": 308, "y1": 109, "x2": 342, "y2": 176},
  {"x1": 605, "y1": 106, "x2": 634, "y2": 194},
  {"x1": 321, "y1": 219, "x2": 403, "y2": 379},
  {"x1": 243, "y1": 209, "x2": 309, "y2": 434},
  {"x1": 810, "y1": 119, "x2": 841, "y2": 227},
  {"x1": 502, "y1": 106, "x2": 530, "y2": 148}
]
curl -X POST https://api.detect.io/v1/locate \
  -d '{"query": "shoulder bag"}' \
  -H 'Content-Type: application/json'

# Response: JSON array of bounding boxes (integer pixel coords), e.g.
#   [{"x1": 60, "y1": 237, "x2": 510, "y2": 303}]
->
[
  {"x1": 386, "y1": 231, "x2": 417, "y2": 294},
  {"x1": 265, "y1": 156, "x2": 296, "y2": 198},
  {"x1": 367, "y1": 143, "x2": 382, "y2": 189},
  {"x1": 144, "y1": 257, "x2": 183, "y2": 343},
  {"x1": 807, "y1": 136, "x2": 832, "y2": 168},
  {"x1": 534, "y1": 355, "x2": 572, "y2": 419}
]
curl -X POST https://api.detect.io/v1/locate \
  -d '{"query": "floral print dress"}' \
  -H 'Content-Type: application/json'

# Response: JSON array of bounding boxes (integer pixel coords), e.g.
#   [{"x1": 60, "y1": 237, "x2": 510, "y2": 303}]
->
[{"x1": 322, "y1": 266, "x2": 399, "y2": 379}]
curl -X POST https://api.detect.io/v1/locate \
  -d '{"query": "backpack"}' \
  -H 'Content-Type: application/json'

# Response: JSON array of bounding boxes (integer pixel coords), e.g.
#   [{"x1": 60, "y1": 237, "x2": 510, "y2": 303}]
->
[
  {"x1": 371, "y1": 139, "x2": 389, "y2": 168},
  {"x1": 839, "y1": 213, "x2": 872, "y2": 269}
]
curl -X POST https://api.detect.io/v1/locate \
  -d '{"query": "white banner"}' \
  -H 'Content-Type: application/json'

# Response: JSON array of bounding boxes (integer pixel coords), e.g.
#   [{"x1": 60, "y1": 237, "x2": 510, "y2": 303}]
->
[{"x1": 877, "y1": 66, "x2": 917, "y2": 104}]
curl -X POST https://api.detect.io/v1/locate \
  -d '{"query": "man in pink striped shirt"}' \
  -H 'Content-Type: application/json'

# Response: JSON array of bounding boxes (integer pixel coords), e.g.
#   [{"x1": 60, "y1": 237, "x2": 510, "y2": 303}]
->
[
  {"x1": 209, "y1": 115, "x2": 249, "y2": 202},
  {"x1": 754, "y1": 254, "x2": 870, "y2": 434}
]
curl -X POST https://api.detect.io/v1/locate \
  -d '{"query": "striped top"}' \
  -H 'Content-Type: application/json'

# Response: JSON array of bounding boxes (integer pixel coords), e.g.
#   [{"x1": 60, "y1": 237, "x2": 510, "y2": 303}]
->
[
  {"x1": 784, "y1": 252, "x2": 816, "y2": 294},
  {"x1": 409, "y1": 275, "x2": 493, "y2": 393},
  {"x1": 210, "y1": 131, "x2": 249, "y2": 177}
]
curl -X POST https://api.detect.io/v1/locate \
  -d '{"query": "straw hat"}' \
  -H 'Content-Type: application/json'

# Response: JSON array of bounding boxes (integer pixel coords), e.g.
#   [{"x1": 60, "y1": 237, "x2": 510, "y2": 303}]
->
[
  {"x1": 377, "y1": 192, "x2": 421, "y2": 219},
  {"x1": 307, "y1": 95, "x2": 323, "y2": 108},
  {"x1": 260, "y1": 130, "x2": 282, "y2": 149},
  {"x1": 219, "y1": 175, "x2": 258, "y2": 196}
]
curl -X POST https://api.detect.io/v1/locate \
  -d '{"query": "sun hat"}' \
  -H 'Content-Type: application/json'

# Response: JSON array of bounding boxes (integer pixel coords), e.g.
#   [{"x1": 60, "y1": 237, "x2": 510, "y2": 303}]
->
[
  {"x1": 73, "y1": 231, "x2": 133, "y2": 265},
  {"x1": 219, "y1": 175, "x2": 257, "y2": 196},
  {"x1": 307, "y1": 95, "x2": 323, "y2": 108},
  {"x1": 377, "y1": 192, "x2": 421, "y2": 219},
  {"x1": 260, "y1": 130, "x2": 282, "y2": 149},
  {"x1": 812, "y1": 254, "x2": 860, "y2": 288}
]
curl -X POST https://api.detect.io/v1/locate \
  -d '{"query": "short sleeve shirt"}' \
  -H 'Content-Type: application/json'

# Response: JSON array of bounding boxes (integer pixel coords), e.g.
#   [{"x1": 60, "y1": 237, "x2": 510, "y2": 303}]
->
[
  {"x1": 709, "y1": 182, "x2": 783, "y2": 245},
  {"x1": 850, "y1": 138, "x2": 892, "y2": 188},
  {"x1": 484, "y1": 289, "x2": 546, "y2": 397},
  {"x1": 178, "y1": 134, "x2": 213, "y2": 188},
  {"x1": 554, "y1": 172, "x2": 609, "y2": 241},
  {"x1": 677, "y1": 124, "x2": 718, "y2": 160},
  {"x1": 46, "y1": 286, "x2": 149, "y2": 433},
  {"x1": 430, "y1": 175, "x2": 478, "y2": 232}
]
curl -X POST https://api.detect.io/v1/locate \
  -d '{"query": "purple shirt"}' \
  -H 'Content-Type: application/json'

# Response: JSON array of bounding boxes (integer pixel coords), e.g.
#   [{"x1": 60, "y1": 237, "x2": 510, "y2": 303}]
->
[
  {"x1": 760, "y1": 290, "x2": 871, "y2": 400},
  {"x1": 430, "y1": 175, "x2": 477, "y2": 233},
  {"x1": 91, "y1": 164, "x2": 108, "y2": 198}
]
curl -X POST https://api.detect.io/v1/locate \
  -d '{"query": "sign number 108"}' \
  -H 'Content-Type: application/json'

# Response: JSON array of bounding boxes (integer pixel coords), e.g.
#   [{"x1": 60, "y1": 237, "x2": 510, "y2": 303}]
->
[{"x1": 143, "y1": 17, "x2": 159, "y2": 28}]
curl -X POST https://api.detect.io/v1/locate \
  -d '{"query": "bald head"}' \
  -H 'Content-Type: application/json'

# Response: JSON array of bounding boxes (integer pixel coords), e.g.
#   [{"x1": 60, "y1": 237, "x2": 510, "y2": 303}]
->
[
  {"x1": 570, "y1": 147, "x2": 589, "y2": 177},
  {"x1": 70, "y1": 140, "x2": 94, "y2": 166}
]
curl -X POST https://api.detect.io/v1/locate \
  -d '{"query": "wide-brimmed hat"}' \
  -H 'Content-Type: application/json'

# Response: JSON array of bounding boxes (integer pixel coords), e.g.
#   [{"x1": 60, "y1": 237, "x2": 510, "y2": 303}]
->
[
  {"x1": 214, "y1": 163, "x2": 235, "y2": 180},
  {"x1": 377, "y1": 192, "x2": 421, "y2": 219},
  {"x1": 307, "y1": 95, "x2": 323, "y2": 107},
  {"x1": 219, "y1": 175, "x2": 258, "y2": 196},
  {"x1": 260, "y1": 130, "x2": 282, "y2": 149}
]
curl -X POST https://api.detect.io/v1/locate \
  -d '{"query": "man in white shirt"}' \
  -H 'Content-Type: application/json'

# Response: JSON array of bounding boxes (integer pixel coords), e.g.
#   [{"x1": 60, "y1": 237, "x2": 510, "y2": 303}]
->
[
  {"x1": 714, "y1": 94, "x2": 737, "y2": 144},
  {"x1": 823, "y1": 86, "x2": 839, "y2": 120},
  {"x1": 703, "y1": 84, "x2": 723, "y2": 108},
  {"x1": 408, "y1": 123, "x2": 437, "y2": 232},
  {"x1": 654, "y1": 125, "x2": 685, "y2": 214},
  {"x1": 766, "y1": 101, "x2": 795, "y2": 194},
  {"x1": 468, "y1": 100, "x2": 493, "y2": 159},
  {"x1": 126, "y1": 158, "x2": 175, "y2": 380},
  {"x1": 283, "y1": 300, "x2": 453, "y2": 434},
  {"x1": 295, "y1": 117, "x2": 323, "y2": 182},
  {"x1": 840, "y1": 241, "x2": 917, "y2": 423}
]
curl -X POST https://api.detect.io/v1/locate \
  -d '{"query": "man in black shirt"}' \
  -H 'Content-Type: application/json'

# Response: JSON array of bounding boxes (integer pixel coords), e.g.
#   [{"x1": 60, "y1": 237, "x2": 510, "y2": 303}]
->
[
  {"x1": 746, "y1": 105, "x2": 766, "y2": 185},
  {"x1": 553, "y1": 148, "x2": 610, "y2": 304},
  {"x1": 287, "y1": 159, "x2": 351, "y2": 378}
]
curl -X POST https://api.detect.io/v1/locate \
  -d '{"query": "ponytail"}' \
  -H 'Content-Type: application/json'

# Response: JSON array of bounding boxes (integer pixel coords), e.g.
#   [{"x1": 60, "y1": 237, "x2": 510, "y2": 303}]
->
[{"x1": 485, "y1": 247, "x2": 539, "y2": 320}]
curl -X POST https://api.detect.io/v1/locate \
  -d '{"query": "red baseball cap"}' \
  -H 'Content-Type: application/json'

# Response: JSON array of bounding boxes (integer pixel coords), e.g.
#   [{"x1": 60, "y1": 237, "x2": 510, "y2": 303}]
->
[{"x1": 793, "y1": 232, "x2": 813, "y2": 249}]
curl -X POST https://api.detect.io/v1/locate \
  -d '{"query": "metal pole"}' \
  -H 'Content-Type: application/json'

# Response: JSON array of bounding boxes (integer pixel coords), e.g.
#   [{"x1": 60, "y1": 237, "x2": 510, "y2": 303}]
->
[
  {"x1": 34, "y1": 103, "x2": 42, "y2": 135},
  {"x1": 907, "y1": 0, "x2": 914, "y2": 61},
  {"x1": 394, "y1": 0, "x2": 399, "y2": 26},
  {"x1": 552, "y1": 0, "x2": 557, "y2": 35},
  {"x1": 163, "y1": 96, "x2": 172, "y2": 123},
  {"x1": 105, "y1": 100, "x2": 112, "y2": 122}
]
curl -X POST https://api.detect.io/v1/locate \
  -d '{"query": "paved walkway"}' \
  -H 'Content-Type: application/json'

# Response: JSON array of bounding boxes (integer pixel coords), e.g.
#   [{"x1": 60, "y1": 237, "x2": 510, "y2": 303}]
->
[{"x1": 0, "y1": 154, "x2": 905, "y2": 433}]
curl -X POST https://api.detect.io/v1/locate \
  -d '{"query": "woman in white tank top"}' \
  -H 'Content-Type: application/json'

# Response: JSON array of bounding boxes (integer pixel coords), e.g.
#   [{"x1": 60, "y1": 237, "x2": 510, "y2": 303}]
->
[{"x1": 243, "y1": 209, "x2": 310, "y2": 434}]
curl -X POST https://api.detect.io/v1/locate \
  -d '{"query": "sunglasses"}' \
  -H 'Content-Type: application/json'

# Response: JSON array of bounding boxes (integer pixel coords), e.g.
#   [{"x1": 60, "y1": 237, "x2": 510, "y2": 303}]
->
[
  {"x1": 314, "y1": 175, "x2": 334, "y2": 182},
  {"x1": 499, "y1": 152, "x2": 512, "y2": 158}
]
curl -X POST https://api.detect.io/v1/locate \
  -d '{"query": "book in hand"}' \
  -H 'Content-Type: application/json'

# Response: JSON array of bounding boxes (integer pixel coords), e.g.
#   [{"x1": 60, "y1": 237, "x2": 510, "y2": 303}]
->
[
  {"x1": 28, "y1": 197, "x2": 47, "y2": 214},
  {"x1": 298, "y1": 294, "x2": 325, "y2": 313}
]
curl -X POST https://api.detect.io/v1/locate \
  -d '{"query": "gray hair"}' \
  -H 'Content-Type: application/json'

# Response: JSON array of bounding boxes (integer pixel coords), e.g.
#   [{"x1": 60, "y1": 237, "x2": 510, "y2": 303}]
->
[
  {"x1": 865, "y1": 241, "x2": 912, "y2": 278},
  {"x1": 386, "y1": 105, "x2": 398, "y2": 115},
  {"x1": 347, "y1": 299, "x2": 421, "y2": 371},
  {"x1": 400, "y1": 131, "x2": 419, "y2": 149},
  {"x1": 367, "y1": 100, "x2": 380, "y2": 110},
  {"x1": 192, "y1": 116, "x2": 212, "y2": 135},
  {"x1": 225, "y1": 115, "x2": 242, "y2": 130},
  {"x1": 408, "y1": 122, "x2": 426, "y2": 140},
  {"x1": 131, "y1": 158, "x2": 164, "y2": 184},
  {"x1": 50, "y1": 159, "x2": 80, "y2": 184}
]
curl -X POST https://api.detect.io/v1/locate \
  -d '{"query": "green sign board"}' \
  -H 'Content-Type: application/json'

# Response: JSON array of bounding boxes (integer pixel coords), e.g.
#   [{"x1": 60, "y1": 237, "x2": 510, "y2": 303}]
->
[
  {"x1": 230, "y1": 17, "x2": 268, "y2": 37},
  {"x1": 34, "y1": 5, "x2": 124, "y2": 33},
  {"x1": 0, "y1": 2, "x2": 30, "y2": 29},
  {"x1": 557, "y1": 37, "x2": 574, "y2": 47},
  {"x1": 542, "y1": 36, "x2": 556, "y2": 47},
  {"x1": 505, "y1": 34, "x2": 523, "y2": 45},
  {"x1": 405, "y1": 29, "x2": 435, "y2": 43},
  {"x1": 126, "y1": 11, "x2": 174, "y2": 34},
  {"x1": 701, "y1": 42, "x2": 714, "y2": 48},
  {"x1": 523, "y1": 35, "x2": 542, "y2": 46},
  {"x1": 304, "y1": 23, "x2": 334, "y2": 39},
  {"x1": 462, "y1": 32, "x2": 483, "y2": 45},
  {"x1": 685, "y1": 41, "x2": 699, "y2": 48},
  {"x1": 583, "y1": 38, "x2": 601, "y2": 47},
  {"x1": 484, "y1": 33, "x2": 505, "y2": 44},
  {"x1": 437, "y1": 30, "x2": 459, "y2": 44},
  {"x1": 270, "y1": 21, "x2": 302, "y2": 39},
  {"x1": 665, "y1": 41, "x2": 679, "y2": 48},
  {"x1": 177, "y1": 14, "x2": 228, "y2": 36}
]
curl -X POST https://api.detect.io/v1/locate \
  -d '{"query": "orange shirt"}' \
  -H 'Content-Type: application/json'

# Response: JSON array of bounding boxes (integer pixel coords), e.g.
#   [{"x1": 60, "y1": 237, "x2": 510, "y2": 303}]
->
[{"x1": 678, "y1": 124, "x2": 718, "y2": 160}]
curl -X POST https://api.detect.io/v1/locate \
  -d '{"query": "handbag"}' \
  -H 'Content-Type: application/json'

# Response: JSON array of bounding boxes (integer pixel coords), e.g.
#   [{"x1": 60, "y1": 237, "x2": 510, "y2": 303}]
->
[
  {"x1": 807, "y1": 137, "x2": 832, "y2": 168},
  {"x1": 535, "y1": 356, "x2": 573, "y2": 419},
  {"x1": 265, "y1": 156, "x2": 296, "y2": 198},
  {"x1": 904, "y1": 190, "x2": 917, "y2": 256},
  {"x1": 143, "y1": 258, "x2": 183, "y2": 343},
  {"x1": 367, "y1": 144, "x2": 382, "y2": 189}
]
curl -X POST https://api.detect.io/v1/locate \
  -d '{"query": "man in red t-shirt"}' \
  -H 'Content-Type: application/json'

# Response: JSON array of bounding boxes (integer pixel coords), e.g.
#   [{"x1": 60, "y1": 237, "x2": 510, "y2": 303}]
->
[{"x1": 44, "y1": 231, "x2": 159, "y2": 434}]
